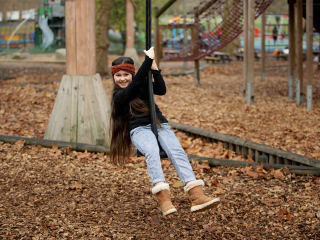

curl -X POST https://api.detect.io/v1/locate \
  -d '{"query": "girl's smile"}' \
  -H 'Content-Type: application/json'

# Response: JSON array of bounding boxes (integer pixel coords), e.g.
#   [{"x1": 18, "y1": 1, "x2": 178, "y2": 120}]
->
[{"x1": 114, "y1": 70, "x2": 133, "y2": 88}]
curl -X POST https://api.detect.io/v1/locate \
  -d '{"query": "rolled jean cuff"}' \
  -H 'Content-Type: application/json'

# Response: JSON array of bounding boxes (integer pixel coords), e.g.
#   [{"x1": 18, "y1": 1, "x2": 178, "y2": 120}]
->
[{"x1": 152, "y1": 178, "x2": 166, "y2": 186}]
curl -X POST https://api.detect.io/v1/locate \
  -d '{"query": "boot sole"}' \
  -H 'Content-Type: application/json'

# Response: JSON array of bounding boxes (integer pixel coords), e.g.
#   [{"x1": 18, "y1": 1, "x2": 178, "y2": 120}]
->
[
  {"x1": 191, "y1": 198, "x2": 220, "y2": 212},
  {"x1": 163, "y1": 208, "x2": 177, "y2": 216}
]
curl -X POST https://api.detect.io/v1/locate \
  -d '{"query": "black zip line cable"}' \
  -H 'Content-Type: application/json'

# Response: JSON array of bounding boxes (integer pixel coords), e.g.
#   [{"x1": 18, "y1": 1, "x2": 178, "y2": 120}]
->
[{"x1": 137, "y1": 0, "x2": 168, "y2": 158}]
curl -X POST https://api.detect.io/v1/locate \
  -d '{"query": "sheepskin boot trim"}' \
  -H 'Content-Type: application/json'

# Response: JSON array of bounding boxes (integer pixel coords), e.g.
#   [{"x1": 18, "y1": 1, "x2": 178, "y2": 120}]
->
[
  {"x1": 186, "y1": 182, "x2": 220, "y2": 212},
  {"x1": 152, "y1": 183, "x2": 170, "y2": 195},
  {"x1": 152, "y1": 183, "x2": 177, "y2": 216},
  {"x1": 184, "y1": 180, "x2": 204, "y2": 193}
]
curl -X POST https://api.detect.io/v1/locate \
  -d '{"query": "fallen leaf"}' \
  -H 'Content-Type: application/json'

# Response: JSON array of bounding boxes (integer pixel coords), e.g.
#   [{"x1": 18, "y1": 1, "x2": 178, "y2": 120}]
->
[
  {"x1": 66, "y1": 182, "x2": 83, "y2": 190},
  {"x1": 15, "y1": 139, "x2": 25, "y2": 151},
  {"x1": 246, "y1": 155, "x2": 255, "y2": 162},
  {"x1": 151, "y1": 216, "x2": 161, "y2": 226},
  {"x1": 279, "y1": 208, "x2": 292, "y2": 221},
  {"x1": 161, "y1": 160, "x2": 171, "y2": 169},
  {"x1": 51, "y1": 142, "x2": 58, "y2": 150},
  {"x1": 77, "y1": 150, "x2": 91, "y2": 159},
  {"x1": 172, "y1": 181, "x2": 183, "y2": 188},
  {"x1": 211, "y1": 179, "x2": 220, "y2": 187}
]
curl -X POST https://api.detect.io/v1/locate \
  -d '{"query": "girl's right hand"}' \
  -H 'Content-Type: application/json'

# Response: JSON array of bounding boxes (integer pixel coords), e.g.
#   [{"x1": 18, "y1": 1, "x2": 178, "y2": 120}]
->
[{"x1": 143, "y1": 47, "x2": 155, "y2": 59}]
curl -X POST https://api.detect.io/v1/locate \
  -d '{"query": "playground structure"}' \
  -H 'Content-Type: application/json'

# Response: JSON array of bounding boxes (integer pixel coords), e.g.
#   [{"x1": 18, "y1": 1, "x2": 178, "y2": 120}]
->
[
  {"x1": 0, "y1": 1, "x2": 65, "y2": 51},
  {"x1": 154, "y1": 0, "x2": 319, "y2": 110}
]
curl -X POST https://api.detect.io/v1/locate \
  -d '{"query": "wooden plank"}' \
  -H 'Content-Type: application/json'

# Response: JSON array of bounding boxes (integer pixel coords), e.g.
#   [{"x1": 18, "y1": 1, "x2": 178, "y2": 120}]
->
[
  {"x1": 243, "y1": 0, "x2": 248, "y2": 96},
  {"x1": 247, "y1": 0, "x2": 255, "y2": 103},
  {"x1": 255, "y1": 150, "x2": 260, "y2": 162},
  {"x1": 248, "y1": 148, "x2": 255, "y2": 160},
  {"x1": 76, "y1": 0, "x2": 96, "y2": 75},
  {"x1": 296, "y1": 0, "x2": 303, "y2": 104},
  {"x1": 284, "y1": 158, "x2": 292, "y2": 165},
  {"x1": 86, "y1": 77, "x2": 98, "y2": 144},
  {"x1": 70, "y1": 76, "x2": 78, "y2": 142},
  {"x1": 65, "y1": 0, "x2": 77, "y2": 75},
  {"x1": 261, "y1": 12, "x2": 266, "y2": 81},
  {"x1": 269, "y1": 155, "x2": 276, "y2": 164},
  {"x1": 236, "y1": 145, "x2": 242, "y2": 155},
  {"x1": 92, "y1": 74, "x2": 111, "y2": 144},
  {"x1": 289, "y1": 3, "x2": 295, "y2": 79},
  {"x1": 242, "y1": 146, "x2": 248, "y2": 159},
  {"x1": 77, "y1": 76, "x2": 85, "y2": 143},
  {"x1": 81, "y1": 76, "x2": 92, "y2": 144},
  {"x1": 306, "y1": 0, "x2": 313, "y2": 108},
  {"x1": 61, "y1": 76, "x2": 72, "y2": 142},
  {"x1": 44, "y1": 75, "x2": 69, "y2": 140},
  {"x1": 229, "y1": 143, "x2": 234, "y2": 151}
]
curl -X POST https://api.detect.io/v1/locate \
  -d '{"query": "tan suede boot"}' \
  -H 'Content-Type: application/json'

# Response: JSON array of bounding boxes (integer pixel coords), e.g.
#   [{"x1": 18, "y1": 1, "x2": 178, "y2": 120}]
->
[
  {"x1": 152, "y1": 183, "x2": 177, "y2": 216},
  {"x1": 184, "y1": 180, "x2": 220, "y2": 212}
]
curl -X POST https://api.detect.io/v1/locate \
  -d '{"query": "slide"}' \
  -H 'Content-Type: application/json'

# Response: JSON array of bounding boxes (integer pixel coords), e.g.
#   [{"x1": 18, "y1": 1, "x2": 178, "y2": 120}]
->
[{"x1": 38, "y1": 15, "x2": 54, "y2": 49}]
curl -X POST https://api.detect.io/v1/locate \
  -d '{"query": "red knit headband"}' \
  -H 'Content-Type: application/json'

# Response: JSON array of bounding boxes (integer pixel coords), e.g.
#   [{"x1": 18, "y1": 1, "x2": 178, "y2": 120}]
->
[{"x1": 111, "y1": 63, "x2": 135, "y2": 76}]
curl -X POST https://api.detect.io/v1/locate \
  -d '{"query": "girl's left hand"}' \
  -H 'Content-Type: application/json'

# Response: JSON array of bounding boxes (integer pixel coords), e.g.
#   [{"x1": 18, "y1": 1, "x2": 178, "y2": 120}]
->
[{"x1": 151, "y1": 60, "x2": 159, "y2": 70}]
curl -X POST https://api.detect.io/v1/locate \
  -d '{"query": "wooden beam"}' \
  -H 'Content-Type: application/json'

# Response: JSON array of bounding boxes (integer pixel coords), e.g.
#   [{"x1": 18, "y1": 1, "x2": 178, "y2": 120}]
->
[
  {"x1": 65, "y1": 0, "x2": 77, "y2": 75},
  {"x1": 296, "y1": 0, "x2": 303, "y2": 105},
  {"x1": 306, "y1": 0, "x2": 313, "y2": 110},
  {"x1": 243, "y1": 0, "x2": 248, "y2": 97},
  {"x1": 261, "y1": 12, "x2": 266, "y2": 82},
  {"x1": 156, "y1": 0, "x2": 177, "y2": 18},
  {"x1": 126, "y1": 0, "x2": 134, "y2": 49},
  {"x1": 288, "y1": 2, "x2": 295, "y2": 99},
  {"x1": 247, "y1": 0, "x2": 255, "y2": 104},
  {"x1": 75, "y1": 0, "x2": 96, "y2": 75}
]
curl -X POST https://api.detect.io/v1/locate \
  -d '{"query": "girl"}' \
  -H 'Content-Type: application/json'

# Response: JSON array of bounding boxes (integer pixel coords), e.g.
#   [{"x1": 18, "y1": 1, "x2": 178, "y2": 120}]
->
[{"x1": 110, "y1": 47, "x2": 220, "y2": 216}]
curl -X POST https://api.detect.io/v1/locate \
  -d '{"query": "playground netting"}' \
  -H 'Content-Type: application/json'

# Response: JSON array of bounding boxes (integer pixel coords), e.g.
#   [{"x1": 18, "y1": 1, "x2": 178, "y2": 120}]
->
[{"x1": 161, "y1": 0, "x2": 274, "y2": 61}]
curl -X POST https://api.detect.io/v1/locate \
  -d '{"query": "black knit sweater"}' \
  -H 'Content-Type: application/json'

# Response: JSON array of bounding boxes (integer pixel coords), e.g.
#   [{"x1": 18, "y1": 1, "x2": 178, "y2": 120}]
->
[{"x1": 112, "y1": 55, "x2": 168, "y2": 131}]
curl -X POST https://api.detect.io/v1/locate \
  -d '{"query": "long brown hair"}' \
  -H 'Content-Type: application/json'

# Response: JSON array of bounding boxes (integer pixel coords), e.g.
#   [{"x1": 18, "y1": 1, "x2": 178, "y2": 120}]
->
[{"x1": 109, "y1": 57, "x2": 161, "y2": 165}]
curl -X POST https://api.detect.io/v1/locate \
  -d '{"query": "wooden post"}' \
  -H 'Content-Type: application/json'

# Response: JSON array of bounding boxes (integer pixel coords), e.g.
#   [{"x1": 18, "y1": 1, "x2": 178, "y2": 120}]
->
[
  {"x1": 243, "y1": 0, "x2": 248, "y2": 97},
  {"x1": 288, "y1": 1, "x2": 295, "y2": 100},
  {"x1": 124, "y1": 0, "x2": 140, "y2": 65},
  {"x1": 306, "y1": 0, "x2": 313, "y2": 110},
  {"x1": 261, "y1": 12, "x2": 266, "y2": 82},
  {"x1": 194, "y1": 7, "x2": 200, "y2": 86},
  {"x1": 296, "y1": 0, "x2": 303, "y2": 106},
  {"x1": 45, "y1": 0, "x2": 111, "y2": 146},
  {"x1": 247, "y1": 0, "x2": 255, "y2": 105}
]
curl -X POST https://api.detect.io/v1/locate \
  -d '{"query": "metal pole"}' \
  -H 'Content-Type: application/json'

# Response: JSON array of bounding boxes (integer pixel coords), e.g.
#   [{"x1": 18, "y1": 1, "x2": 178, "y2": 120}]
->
[{"x1": 146, "y1": 0, "x2": 158, "y2": 138}]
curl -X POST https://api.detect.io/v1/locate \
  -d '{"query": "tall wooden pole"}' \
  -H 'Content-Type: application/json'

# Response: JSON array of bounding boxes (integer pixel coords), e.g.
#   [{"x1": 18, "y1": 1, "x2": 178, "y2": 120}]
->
[
  {"x1": 261, "y1": 12, "x2": 266, "y2": 82},
  {"x1": 66, "y1": 0, "x2": 96, "y2": 75},
  {"x1": 243, "y1": 0, "x2": 248, "y2": 97},
  {"x1": 45, "y1": 0, "x2": 111, "y2": 145},
  {"x1": 288, "y1": 1, "x2": 295, "y2": 100},
  {"x1": 124, "y1": 0, "x2": 140, "y2": 65},
  {"x1": 247, "y1": 0, "x2": 255, "y2": 105},
  {"x1": 306, "y1": 0, "x2": 313, "y2": 110},
  {"x1": 296, "y1": 0, "x2": 303, "y2": 106}
]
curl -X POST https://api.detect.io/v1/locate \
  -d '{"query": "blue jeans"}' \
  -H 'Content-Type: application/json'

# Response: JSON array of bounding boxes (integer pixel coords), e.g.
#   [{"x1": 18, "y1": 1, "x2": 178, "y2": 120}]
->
[{"x1": 130, "y1": 123, "x2": 196, "y2": 186}]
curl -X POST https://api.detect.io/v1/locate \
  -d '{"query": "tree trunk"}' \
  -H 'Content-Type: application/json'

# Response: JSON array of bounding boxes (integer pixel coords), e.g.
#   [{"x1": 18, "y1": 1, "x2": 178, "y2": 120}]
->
[{"x1": 96, "y1": 0, "x2": 112, "y2": 76}]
